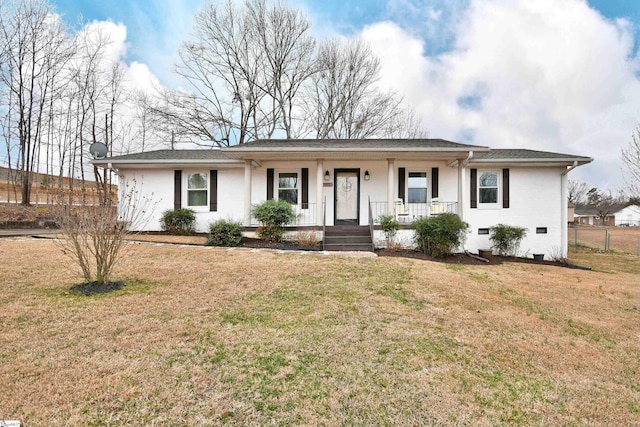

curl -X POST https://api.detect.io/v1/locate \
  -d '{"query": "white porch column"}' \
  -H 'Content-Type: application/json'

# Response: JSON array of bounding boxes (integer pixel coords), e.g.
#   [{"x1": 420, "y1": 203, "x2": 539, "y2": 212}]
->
[
  {"x1": 316, "y1": 159, "x2": 324, "y2": 226},
  {"x1": 387, "y1": 159, "x2": 395, "y2": 214},
  {"x1": 457, "y1": 164, "x2": 465, "y2": 218},
  {"x1": 244, "y1": 159, "x2": 253, "y2": 226}
]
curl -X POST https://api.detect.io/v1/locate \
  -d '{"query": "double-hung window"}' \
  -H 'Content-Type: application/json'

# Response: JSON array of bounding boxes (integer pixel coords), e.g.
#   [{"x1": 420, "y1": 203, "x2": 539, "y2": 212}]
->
[
  {"x1": 187, "y1": 172, "x2": 208, "y2": 207},
  {"x1": 478, "y1": 171, "x2": 498, "y2": 204},
  {"x1": 278, "y1": 172, "x2": 298, "y2": 205},
  {"x1": 408, "y1": 172, "x2": 428, "y2": 203}
]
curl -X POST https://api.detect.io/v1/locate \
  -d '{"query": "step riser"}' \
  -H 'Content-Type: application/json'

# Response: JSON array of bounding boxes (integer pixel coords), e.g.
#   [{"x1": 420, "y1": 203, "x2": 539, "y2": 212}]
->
[
  {"x1": 325, "y1": 236, "x2": 372, "y2": 244},
  {"x1": 324, "y1": 244, "x2": 374, "y2": 251}
]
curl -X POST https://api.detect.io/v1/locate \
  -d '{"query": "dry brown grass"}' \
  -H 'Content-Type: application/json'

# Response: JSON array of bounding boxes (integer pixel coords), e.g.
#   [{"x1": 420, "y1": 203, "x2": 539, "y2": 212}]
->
[
  {"x1": 571, "y1": 225, "x2": 640, "y2": 254},
  {"x1": 1, "y1": 238, "x2": 639, "y2": 425}
]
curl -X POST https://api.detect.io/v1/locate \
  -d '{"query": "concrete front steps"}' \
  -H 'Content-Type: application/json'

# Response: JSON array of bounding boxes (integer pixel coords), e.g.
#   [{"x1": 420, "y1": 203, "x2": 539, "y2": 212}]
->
[{"x1": 323, "y1": 225, "x2": 374, "y2": 252}]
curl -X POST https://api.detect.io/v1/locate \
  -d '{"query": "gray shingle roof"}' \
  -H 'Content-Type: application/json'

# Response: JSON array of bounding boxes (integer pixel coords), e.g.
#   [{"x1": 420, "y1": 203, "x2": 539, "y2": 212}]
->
[
  {"x1": 472, "y1": 149, "x2": 592, "y2": 163},
  {"x1": 225, "y1": 138, "x2": 487, "y2": 151},
  {"x1": 101, "y1": 149, "x2": 230, "y2": 161},
  {"x1": 94, "y1": 141, "x2": 592, "y2": 165}
]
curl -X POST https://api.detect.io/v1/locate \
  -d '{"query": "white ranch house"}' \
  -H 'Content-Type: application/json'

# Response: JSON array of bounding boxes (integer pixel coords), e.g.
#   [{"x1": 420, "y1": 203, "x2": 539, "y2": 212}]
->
[
  {"x1": 95, "y1": 139, "x2": 592, "y2": 258},
  {"x1": 614, "y1": 204, "x2": 640, "y2": 227}
]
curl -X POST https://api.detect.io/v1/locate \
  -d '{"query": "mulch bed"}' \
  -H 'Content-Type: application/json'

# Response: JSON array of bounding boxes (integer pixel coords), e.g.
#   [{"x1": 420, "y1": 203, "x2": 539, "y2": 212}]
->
[
  {"x1": 376, "y1": 248, "x2": 574, "y2": 267},
  {"x1": 241, "y1": 237, "x2": 322, "y2": 251},
  {"x1": 70, "y1": 281, "x2": 125, "y2": 296}
]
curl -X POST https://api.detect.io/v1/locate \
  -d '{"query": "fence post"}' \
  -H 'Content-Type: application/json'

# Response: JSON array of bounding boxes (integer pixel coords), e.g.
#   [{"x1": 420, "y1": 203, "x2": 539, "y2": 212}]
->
[
  {"x1": 604, "y1": 229, "x2": 610, "y2": 252},
  {"x1": 637, "y1": 236, "x2": 640, "y2": 256},
  {"x1": 574, "y1": 227, "x2": 578, "y2": 247}
]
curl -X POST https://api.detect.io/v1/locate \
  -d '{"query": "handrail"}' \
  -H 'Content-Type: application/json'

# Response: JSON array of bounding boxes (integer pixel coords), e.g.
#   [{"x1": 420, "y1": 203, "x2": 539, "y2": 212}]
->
[
  {"x1": 322, "y1": 195, "x2": 326, "y2": 251},
  {"x1": 368, "y1": 196, "x2": 375, "y2": 251}
]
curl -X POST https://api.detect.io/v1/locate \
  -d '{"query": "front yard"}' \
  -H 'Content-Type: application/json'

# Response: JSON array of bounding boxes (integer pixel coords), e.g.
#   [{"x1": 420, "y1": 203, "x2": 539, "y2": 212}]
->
[{"x1": 1, "y1": 238, "x2": 639, "y2": 425}]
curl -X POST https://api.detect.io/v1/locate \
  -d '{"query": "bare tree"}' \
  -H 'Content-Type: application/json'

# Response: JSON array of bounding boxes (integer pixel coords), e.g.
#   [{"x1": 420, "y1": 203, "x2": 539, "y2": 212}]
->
[
  {"x1": 54, "y1": 178, "x2": 156, "y2": 285},
  {"x1": 247, "y1": 0, "x2": 316, "y2": 138},
  {"x1": 622, "y1": 126, "x2": 640, "y2": 197},
  {"x1": 148, "y1": 0, "x2": 266, "y2": 146},
  {"x1": 567, "y1": 179, "x2": 591, "y2": 207},
  {"x1": 0, "y1": 0, "x2": 74, "y2": 205},
  {"x1": 301, "y1": 39, "x2": 420, "y2": 139},
  {"x1": 586, "y1": 188, "x2": 625, "y2": 223}
]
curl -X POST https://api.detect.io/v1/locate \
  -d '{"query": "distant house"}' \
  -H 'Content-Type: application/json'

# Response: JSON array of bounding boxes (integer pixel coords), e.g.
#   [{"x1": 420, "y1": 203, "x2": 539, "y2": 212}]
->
[
  {"x1": 94, "y1": 138, "x2": 592, "y2": 258},
  {"x1": 614, "y1": 204, "x2": 640, "y2": 227},
  {"x1": 573, "y1": 207, "x2": 615, "y2": 226}
]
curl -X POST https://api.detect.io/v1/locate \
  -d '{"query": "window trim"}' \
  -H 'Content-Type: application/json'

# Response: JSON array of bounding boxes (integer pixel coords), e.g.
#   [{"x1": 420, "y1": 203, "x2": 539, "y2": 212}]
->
[
  {"x1": 407, "y1": 171, "x2": 428, "y2": 204},
  {"x1": 477, "y1": 170, "x2": 501, "y2": 208},
  {"x1": 276, "y1": 170, "x2": 300, "y2": 205},
  {"x1": 186, "y1": 171, "x2": 209, "y2": 209}
]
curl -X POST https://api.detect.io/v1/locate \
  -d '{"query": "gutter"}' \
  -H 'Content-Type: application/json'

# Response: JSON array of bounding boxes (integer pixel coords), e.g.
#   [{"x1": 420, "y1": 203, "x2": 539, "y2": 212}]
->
[
  {"x1": 461, "y1": 151, "x2": 474, "y2": 167},
  {"x1": 562, "y1": 160, "x2": 579, "y2": 176}
]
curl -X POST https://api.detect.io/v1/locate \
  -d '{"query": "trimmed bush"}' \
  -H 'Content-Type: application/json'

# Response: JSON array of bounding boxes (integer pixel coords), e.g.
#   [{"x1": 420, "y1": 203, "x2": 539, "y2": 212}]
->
[
  {"x1": 160, "y1": 208, "x2": 196, "y2": 234},
  {"x1": 206, "y1": 219, "x2": 243, "y2": 247},
  {"x1": 253, "y1": 200, "x2": 295, "y2": 242},
  {"x1": 413, "y1": 213, "x2": 469, "y2": 257},
  {"x1": 379, "y1": 214, "x2": 399, "y2": 247},
  {"x1": 489, "y1": 224, "x2": 527, "y2": 256}
]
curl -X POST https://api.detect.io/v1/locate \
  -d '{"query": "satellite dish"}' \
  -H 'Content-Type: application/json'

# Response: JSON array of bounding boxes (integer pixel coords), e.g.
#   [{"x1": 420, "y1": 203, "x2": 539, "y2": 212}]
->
[{"x1": 89, "y1": 142, "x2": 108, "y2": 159}]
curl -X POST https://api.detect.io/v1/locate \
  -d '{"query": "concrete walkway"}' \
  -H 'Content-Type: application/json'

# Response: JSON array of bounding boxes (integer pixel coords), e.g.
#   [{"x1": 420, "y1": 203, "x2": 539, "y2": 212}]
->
[{"x1": 0, "y1": 228, "x2": 60, "y2": 238}]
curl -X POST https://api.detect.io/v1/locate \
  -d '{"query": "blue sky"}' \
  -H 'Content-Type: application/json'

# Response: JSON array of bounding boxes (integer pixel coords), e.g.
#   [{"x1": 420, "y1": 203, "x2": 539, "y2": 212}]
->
[
  {"x1": 49, "y1": 0, "x2": 640, "y2": 190},
  {"x1": 53, "y1": 0, "x2": 640, "y2": 64}
]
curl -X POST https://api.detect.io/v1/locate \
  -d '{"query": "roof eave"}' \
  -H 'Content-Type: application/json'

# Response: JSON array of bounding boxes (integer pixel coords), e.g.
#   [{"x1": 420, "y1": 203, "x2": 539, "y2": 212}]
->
[
  {"x1": 92, "y1": 158, "x2": 244, "y2": 167},
  {"x1": 470, "y1": 157, "x2": 593, "y2": 166}
]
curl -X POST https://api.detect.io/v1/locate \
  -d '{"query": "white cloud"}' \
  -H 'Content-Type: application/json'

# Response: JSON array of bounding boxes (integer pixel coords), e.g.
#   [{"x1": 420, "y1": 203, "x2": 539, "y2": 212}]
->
[{"x1": 359, "y1": 0, "x2": 640, "y2": 189}]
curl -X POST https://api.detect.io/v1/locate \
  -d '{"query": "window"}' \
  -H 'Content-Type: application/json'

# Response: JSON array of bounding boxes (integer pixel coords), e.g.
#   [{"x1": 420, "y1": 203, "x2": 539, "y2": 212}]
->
[
  {"x1": 187, "y1": 172, "x2": 208, "y2": 207},
  {"x1": 278, "y1": 172, "x2": 298, "y2": 204},
  {"x1": 479, "y1": 171, "x2": 498, "y2": 204},
  {"x1": 408, "y1": 172, "x2": 428, "y2": 203},
  {"x1": 536, "y1": 227, "x2": 548, "y2": 234},
  {"x1": 478, "y1": 228, "x2": 490, "y2": 235}
]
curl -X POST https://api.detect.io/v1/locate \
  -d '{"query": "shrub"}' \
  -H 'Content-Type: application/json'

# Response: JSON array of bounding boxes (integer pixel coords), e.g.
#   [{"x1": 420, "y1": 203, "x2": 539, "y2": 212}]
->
[
  {"x1": 489, "y1": 224, "x2": 527, "y2": 256},
  {"x1": 253, "y1": 200, "x2": 295, "y2": 242},
  {"x1": 379, "y1": 214, "x2": 399, "y2": 247},
  {"x1": 294, "y1": 230, "x2": 319, "y2": 247},
  {"x1": 206, "y1": 219, "x2": 243, "y2": 247},
  {"x1": 413, "y1": 213, "x2": 469, "y2": 257},
  {"x1": 160, "y1": 208, "x2": 196, "y2": 234}
]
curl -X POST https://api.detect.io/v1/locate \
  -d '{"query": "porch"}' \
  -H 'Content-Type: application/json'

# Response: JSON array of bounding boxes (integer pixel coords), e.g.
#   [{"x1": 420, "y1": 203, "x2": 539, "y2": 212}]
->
[{"x1": 248, "y1": 200, "x2": 459, "y2": 227}]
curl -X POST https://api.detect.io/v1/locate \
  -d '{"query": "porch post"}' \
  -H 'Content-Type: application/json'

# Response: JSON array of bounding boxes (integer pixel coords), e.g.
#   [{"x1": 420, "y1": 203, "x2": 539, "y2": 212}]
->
[
  {"x1": 457, "y1": 163, "x2": 465, "y2": 219},
  {"x1": 316, "y1": 159, "x2": 324, "y2": 226},
  {"x1": 244, "y1": 159, "x2": 253, "y2": 226},
  {"x1": 387, "y1": 159, "x2": 395, "y2": 214}
]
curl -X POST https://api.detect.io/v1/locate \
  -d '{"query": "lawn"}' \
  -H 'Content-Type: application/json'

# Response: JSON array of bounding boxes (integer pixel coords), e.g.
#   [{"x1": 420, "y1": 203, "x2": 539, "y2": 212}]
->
[{"x1": 1, "y1": 238, "x2": 639, "y2": 426}]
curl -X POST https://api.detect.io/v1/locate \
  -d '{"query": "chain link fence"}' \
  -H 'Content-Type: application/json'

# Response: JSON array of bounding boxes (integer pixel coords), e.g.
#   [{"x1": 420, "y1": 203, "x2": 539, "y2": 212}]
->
[{"x1": 569, "y1": 226, "x2": 640, "y2": 255}]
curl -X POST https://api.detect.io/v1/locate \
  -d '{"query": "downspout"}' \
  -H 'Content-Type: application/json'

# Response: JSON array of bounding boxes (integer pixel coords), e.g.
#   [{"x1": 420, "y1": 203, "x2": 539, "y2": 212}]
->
[{"x1": 560, "y1": 161, "x2": 578, "y2": 258}]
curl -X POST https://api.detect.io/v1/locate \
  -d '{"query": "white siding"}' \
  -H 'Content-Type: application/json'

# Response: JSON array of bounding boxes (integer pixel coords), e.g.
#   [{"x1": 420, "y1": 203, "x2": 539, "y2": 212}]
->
[
  {"x1": 119, "y1": 160, "x2": 571, "y2": 259},
  {"x1": 119, "y1": 167, "x2": 245, "y2": 232},
  {"x1": 464, "y1": 166, "x2": 565, "y2": 259}
]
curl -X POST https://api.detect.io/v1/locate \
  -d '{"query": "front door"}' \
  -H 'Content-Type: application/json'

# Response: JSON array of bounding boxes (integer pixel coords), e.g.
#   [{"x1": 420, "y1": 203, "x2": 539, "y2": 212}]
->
[{"x1": 334, "y1": 169, "x2": 360, "y2": 225}]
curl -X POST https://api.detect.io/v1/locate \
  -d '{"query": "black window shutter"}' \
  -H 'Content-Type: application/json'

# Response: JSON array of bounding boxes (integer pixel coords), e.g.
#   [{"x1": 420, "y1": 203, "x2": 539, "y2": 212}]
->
[
  {"x1": 267, "y1": 168, "x2": 274, "y2": 200},
  {"x1": 174, "y1": 170, "x2": 182, "y2": 210},
  {"x1": 301, "y1": 168, "x2": 309, "y2": 209},
  {"x1": 502, "y1": 168, "x2": 510, "y2": 209},
  {"x1": 398, "y1": 167, "x2": 406, "y2": 202},
  {"x1": 470, "y1": 168, "x2": 477, "y2": 209},
  {"x1": 210, "y1": 170, "x2": 217, "y2": 212},
  {"x1": 431, "y1": 167, "x2": 439, "y2": 199}
]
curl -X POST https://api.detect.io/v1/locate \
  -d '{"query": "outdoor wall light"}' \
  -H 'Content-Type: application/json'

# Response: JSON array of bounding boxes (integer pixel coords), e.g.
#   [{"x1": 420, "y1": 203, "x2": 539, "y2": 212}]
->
[
  {"x1": 364, "y1": 170, "x2": 370, "y2": 181},
  {"x1": 324, "y1": 170, "x2": 330, "y2": 182}
]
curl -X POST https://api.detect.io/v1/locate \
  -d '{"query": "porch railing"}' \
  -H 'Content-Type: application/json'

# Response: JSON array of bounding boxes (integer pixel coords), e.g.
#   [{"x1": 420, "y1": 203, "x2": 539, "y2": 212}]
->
[
  {"x1": 250, "y1": 202, "x2": 318, "y2": 226},
  {"x1": 369, "y1": 201, "x2": 458, "y2": 224}
]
